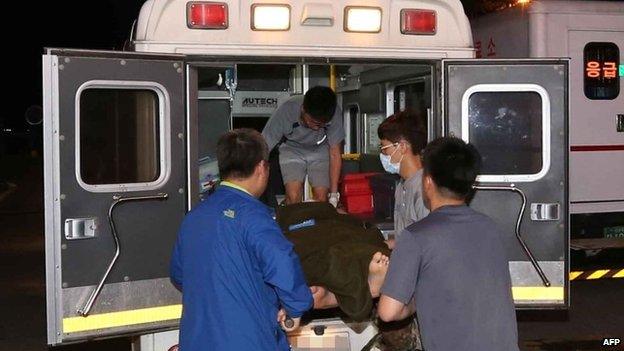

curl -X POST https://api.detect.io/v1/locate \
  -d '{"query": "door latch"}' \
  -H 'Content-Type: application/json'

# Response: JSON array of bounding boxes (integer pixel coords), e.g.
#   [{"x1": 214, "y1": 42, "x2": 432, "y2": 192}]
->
[
  {"x1": 64, "y1": 218, "x2": 97, "y2": 240},
  {"x1": 530, "y1": 203, "x2": 560, "y2": 221}
]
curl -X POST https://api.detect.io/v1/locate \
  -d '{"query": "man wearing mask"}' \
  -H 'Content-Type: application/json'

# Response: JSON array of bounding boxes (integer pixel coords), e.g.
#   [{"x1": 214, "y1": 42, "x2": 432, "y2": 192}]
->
[
  {"x1": 377, "y1": 111, "x2": 429, "y2": 249},
  {"x1": 262, "y1": 86, "x2": 344, "y2": 206},
  {"x1": 170, "y1": 129, "x2": 313, "y2": 351},
  {"x1": 374, "y1": 111, "x2": 429, "y2": 350}
]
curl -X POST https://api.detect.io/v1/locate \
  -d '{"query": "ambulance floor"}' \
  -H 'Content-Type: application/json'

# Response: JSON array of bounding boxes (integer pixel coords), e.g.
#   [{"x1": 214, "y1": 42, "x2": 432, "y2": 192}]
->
[{"x1": 0, "y1": 155, "x2": 621, "y2": 351}]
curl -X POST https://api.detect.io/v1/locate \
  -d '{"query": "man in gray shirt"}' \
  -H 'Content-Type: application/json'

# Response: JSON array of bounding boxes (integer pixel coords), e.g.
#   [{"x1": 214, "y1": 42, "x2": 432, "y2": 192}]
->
[
  {"x1": 262, "y1": 86, "x2": 344, "y2": 205},
  {"x1": 378, "y1": 137, "x2": 519, "y2": 351},
  {"x1": 377, "y1": 111, "x2": 429, "y2": 248}
]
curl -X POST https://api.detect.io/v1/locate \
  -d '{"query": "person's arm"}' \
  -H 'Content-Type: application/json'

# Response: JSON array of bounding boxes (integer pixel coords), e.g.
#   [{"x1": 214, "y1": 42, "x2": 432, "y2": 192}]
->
[
  {"x1": 327, "y1": 106, "x2": 345, "y2": 199},
  {"x1": 262, "y1": 102, "x2": 291, "y2": 151},
  {"x1": 249, "y1": 211, "x2": 313, "y2": 318},
  {"x1": 378, "y1": 295, "x2": 416, "y2": 322},
  {"x1": 378, "y1": 229, "x2": 422, "y2": 322},
  {"x1": 329, "y1": 143, "x2": 342, "y2": 194}
]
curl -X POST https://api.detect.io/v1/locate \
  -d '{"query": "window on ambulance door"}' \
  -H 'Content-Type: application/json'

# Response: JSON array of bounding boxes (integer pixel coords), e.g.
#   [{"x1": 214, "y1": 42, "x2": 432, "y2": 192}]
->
[
  {"x1": 462, "y1": 85, "x2": 550, "y2": 182},
  {"x1": 79, "y1": 87, "x2": 164, "y2": 189},
  {"x1": 584, "y1": 42, "x2": 620, "y2": 100}
]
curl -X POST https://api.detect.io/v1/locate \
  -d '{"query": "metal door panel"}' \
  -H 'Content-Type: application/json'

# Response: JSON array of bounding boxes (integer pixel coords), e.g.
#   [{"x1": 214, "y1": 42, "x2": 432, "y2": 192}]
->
[
  {"x1": 43, "y1": 49, "x2": 186, "y2": 344},
  {"x1": 443, "y1": 59, "x2": 568, "y2": 308}
]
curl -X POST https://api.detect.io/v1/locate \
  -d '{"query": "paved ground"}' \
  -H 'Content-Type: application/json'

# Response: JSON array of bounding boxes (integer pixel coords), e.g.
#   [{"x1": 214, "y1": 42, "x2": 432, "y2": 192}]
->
[
  {"x1": 0, "y1": 156, "x2": 131, "y2": 351},
  {"x1": 1, "y1": 155, "x2": 622, "y2": 350}
]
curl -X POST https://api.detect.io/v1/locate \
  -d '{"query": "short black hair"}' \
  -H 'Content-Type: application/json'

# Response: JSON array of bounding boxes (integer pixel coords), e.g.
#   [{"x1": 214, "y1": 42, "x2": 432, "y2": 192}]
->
[
  {"x1": 302, "y1": 86, "x2": 337, "y2": 123},
  {"x1": 422, "y1": 137, "x2": 482, "y2": 200},
  {"x1": 217, "y1": 129, "x2": 269, "y2": 180},
  {"x1": 377, "y1": 110, "x2": 428, "y2": 154}
]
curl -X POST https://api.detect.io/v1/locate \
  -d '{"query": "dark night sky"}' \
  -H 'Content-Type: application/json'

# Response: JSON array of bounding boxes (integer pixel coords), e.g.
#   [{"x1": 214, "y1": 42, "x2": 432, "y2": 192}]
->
[
  {"x1": 11, "y1": 0, "x2": 144, "y2": 128},
  {"x1": 9, "y1": 0, "x2": 502, "y2": 130}
]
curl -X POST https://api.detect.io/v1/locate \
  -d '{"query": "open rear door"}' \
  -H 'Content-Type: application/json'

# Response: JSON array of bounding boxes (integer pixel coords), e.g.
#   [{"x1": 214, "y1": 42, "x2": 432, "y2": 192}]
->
[
  {"x1": 42, "y1": 49, "x2": 187, "y2": 345},
  {"x1": 442, "y1": 59, "x2": 569, "y2": 308}
]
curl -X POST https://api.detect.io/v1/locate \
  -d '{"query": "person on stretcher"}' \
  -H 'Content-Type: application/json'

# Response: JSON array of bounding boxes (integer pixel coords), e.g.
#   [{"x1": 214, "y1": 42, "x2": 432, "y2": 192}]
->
[{"x1": 275, "y1": 201, "x2": 391, "y2": 321}]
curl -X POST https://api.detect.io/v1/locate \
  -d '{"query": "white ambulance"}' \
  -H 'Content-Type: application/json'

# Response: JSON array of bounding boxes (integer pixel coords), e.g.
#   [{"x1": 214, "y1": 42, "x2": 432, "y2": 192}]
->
[
  {"x1": 43, "y1": 0, "x2": 571, "y2": 349},
  {"x1": 471, "y1": 0, "x2": 624, "y2": 267}
]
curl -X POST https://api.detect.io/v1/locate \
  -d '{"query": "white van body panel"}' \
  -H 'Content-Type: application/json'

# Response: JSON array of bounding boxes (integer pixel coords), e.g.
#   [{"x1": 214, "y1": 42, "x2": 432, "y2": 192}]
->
[
  {"x1": 134, "y1": 0, "x2": 475, "y2": 59},
  {"x1": 471, "y1": 0, "x2": 624, "y2": 213}
]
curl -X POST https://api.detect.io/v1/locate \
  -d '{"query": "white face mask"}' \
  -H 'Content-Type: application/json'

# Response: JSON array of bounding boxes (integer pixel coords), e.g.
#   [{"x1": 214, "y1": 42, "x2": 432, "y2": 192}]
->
[{"x1": 379, "y1": 145, "x2": 403, "y2": 174}]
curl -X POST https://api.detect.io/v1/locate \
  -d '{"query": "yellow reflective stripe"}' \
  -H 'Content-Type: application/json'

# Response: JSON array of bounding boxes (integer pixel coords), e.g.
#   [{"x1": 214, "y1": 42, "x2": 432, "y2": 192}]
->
[
  {"x1": 568, "y1": 269, "x2": 624, "y2": 280},
  {"x1": 62, "y1": 288, "x2": 565, "y2": 333},
  {"x1": 63, "y1": 304, "x2": 181, "y2": 334},
  {"x1": 586, "y1": 269, "x2": 609, "y2": 280},
  {"x1": 569, "y1": 271, "x2": 583, "y2": 280},
  {"x1": 512, "y1": 287, "x2": 564, "y2": 301}
]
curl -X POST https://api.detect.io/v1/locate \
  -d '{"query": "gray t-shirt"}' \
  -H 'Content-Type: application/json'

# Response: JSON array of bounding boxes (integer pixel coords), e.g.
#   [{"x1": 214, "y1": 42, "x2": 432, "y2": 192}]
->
[
  {"x1": 382, "y1": 205, "x2": 519, "y2": 351},
  {"x1": 262, "y1": 95, "x2": 344, "y2": 152},
  {"x1": 394, "y1": 169, "x2": 429, "y2": 236}
]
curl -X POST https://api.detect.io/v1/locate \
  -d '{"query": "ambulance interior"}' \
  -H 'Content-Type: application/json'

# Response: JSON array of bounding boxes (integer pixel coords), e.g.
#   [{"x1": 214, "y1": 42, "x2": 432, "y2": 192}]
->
[
  {"x1": 193, "y1": 61, "x2": 433, "y2": 326},
  {"x1": 196, "y1": 63, "x2": 433, "y2": 215}
]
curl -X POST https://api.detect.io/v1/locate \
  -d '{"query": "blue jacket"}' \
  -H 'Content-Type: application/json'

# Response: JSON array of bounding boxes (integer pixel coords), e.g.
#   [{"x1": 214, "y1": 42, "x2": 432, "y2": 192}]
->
[{"x1": 170, "y1": 185, "x2": 313, "y2": 351}]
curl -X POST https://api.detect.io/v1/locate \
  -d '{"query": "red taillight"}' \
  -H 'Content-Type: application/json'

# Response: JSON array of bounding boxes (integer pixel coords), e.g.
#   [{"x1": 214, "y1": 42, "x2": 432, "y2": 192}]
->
[
  {"x1": 187, "y1": 2, "x2": 228, "y2": 29},
  {"x1": 400, "y1": 9, "x2": 436, "y2": 35}
]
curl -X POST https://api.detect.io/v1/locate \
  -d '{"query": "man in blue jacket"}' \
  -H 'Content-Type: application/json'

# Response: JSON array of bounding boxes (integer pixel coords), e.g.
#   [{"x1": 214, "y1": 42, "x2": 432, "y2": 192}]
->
[{"x1": 170, "y1": 129, "x2": 313, "y2": 351}]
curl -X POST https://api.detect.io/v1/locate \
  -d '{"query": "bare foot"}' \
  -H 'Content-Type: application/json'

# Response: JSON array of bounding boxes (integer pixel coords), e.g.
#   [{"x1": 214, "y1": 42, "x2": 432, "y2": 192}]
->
[
  {"x1": 310, "y1": 286, "x2": 339, "y2": 309},
  {"x1": 368, "y1": 252, "x2": 389, "y2": 298}
]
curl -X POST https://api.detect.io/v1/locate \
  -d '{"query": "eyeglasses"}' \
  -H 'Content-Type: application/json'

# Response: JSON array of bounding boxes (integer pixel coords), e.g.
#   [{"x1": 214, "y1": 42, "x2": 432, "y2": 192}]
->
[
  {"x1": 379, "y1": 143, "x2": 397, "y2": 151},
  {"x1": 379, "y1": 142, "x2": 400, "y2": 153}
]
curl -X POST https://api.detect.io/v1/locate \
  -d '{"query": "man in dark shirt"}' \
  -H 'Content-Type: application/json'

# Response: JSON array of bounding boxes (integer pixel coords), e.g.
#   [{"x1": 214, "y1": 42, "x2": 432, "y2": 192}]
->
[{"x1": 378, "y1": 137, "x2": 519, "y2": 351}]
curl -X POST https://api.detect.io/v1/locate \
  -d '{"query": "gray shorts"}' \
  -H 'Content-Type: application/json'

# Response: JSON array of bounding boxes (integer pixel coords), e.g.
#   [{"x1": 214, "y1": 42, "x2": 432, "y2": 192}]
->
[{"x1": 279, "y1": 144, "x2": 329, "y2": 188}]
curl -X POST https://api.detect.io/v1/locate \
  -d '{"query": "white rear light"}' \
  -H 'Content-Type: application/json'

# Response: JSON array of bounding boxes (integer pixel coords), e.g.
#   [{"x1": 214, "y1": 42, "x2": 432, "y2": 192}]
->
[
  {"x1": 344, "y1": 7, "x2": 382, "y2": 33},
  {"x1": 251, "y1": 4, "x2": 291, "y2": 31}
]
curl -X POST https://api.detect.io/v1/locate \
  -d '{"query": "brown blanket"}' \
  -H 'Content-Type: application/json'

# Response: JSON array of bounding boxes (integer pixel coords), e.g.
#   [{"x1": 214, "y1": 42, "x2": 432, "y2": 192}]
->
[{"x1": 276, "y1": 202, "x2": 390, "y2": 321}]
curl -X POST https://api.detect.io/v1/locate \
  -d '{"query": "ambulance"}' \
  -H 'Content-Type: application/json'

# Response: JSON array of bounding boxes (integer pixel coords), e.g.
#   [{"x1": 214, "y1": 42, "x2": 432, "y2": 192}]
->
[
  {"x1": 42, "y1": 0, "x2": 570, "y2": 348},
  {"x1": 471, "y1": 0, "x2": 623, "y2": 274}
]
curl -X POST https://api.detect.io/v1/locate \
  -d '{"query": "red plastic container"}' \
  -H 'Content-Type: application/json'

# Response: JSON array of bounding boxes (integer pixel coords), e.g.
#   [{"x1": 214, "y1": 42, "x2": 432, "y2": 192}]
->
[
  {"x1": 343, "y1": 194, "x2": 374, "y2": 214},
  {"x1": 340, "y1": 172, "x2": 379, "y2": 214},
  {"x1": 342, "y1": 178, "x2": 371, "y2": 195}
]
